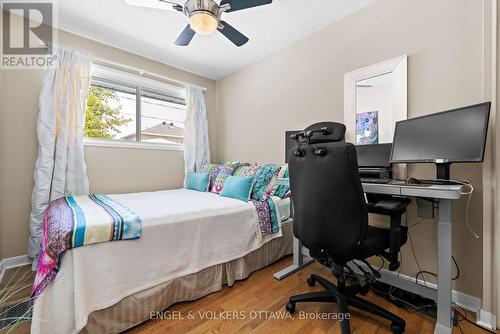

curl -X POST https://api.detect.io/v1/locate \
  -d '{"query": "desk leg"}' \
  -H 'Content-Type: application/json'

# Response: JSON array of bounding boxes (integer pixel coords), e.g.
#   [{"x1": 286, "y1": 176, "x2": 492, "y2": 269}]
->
[
  {"x1": 273, "y1": 237, "x2": 314, "y2": 280},
  {"x1": 434, "y1": 199, "x2": 453, "y2": 334}
]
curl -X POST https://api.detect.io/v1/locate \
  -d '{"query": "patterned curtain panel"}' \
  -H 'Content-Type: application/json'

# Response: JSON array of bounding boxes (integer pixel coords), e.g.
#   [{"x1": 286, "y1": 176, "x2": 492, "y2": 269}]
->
[
  {"x1": 183, "y1": 84, "x2": 210, "y2": 184},
  {"x1": 27, "y1": 46, "x2": 91, "y2": 259}
]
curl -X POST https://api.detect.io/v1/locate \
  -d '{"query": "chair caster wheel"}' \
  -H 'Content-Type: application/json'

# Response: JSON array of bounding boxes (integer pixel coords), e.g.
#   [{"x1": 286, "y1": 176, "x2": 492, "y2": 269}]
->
[
  {"x1": 360, "y1": 285, "x2": 369, "y2": 296},
  {"x1": 307, "y1": 277, "x2": 316, "y2": 287},
  {"x1": 391, "y1": 322, "x2": 405, "y2": 334},
  {"x1": 285, "y1": 302, "x2": 296, "y2": 314}
]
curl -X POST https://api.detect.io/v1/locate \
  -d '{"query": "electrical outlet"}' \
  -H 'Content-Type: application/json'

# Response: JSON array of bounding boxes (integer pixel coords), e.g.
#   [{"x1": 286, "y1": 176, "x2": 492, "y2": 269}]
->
[{"x1": 417, "y1": 198, "x2": 434, "y2": 219}]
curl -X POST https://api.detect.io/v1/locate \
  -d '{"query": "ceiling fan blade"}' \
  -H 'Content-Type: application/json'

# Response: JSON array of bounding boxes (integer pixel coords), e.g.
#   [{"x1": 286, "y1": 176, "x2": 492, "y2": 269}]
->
[
  {"x1": 123, "y1": 0, "x2": 182, "y2": 12},
  {"x1": 158, "y1": 0, "x2": 183, "y2": 11},
  {"x1": 218, "y1": 21, "x2": 249, "y2": 47},
  {"x1": 220, "y1": 0, "x2": 272, "y2": 12},
  {"x1": 175, "y1": 25, "x2": 196, "y2": 46}
]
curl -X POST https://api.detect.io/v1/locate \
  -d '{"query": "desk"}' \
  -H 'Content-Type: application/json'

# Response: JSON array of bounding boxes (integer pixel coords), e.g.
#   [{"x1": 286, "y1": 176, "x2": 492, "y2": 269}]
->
[{"x1": 273, "y1": 179, "x2": 463, "y2": 334}]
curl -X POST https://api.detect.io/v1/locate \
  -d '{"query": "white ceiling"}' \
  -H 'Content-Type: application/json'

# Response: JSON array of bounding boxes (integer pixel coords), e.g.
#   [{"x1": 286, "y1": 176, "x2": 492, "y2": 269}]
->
[{"x1": 57, "y1": 0, "x2": 377, "y2": 80}]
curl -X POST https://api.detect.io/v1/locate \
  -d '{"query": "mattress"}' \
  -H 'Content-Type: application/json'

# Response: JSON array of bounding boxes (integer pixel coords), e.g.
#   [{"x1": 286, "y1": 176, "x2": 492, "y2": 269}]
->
[{"x1": 31, "y1": 189, "x2": 290, "y2": 334}]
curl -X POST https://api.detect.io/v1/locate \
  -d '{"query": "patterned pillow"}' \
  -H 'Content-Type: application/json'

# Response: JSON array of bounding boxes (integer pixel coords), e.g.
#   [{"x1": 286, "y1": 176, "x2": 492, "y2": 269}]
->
[
  {"x1": 272, "y1": 165, "x2": 290, "y2": 198},
  {"x1": 234, "y1": 164, "x2": 261, "y2": 177},
  {"x1": 224, "y1": 161, "x2": 241, "y2": 169},
  {"x1": 251, "y1": 164, "x2": 280, "y2": 201},
  {"x1": 209, "y1": 162, "x2": 239, "y2": 193},
  {"x1": 197, "y1": 162, "x2": 217, "y2": 174},
  {"x1": 211, "y1": 173, "x2": 232, "y2": 194}
]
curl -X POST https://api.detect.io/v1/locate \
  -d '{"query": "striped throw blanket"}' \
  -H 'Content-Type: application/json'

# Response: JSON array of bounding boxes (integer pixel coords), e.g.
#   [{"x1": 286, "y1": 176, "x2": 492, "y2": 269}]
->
[
  {"x1": 251, "y1": 197, "x2": 280, "y2": 235},
  {"x1": 32, "y1": 194, "x2": 142, "y2": 299}
]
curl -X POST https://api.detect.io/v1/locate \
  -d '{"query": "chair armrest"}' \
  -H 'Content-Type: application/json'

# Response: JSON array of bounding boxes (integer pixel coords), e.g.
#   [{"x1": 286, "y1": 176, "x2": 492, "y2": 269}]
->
[
  {"x1": 367, "y1": 197, "x2": 411, "y2": 215},
  {"x1": 368, "y1": 197, "x2": 410, "y2": 271},
  {"x1": 387, "y1": 217, "x2": 408, "y2": 271}
]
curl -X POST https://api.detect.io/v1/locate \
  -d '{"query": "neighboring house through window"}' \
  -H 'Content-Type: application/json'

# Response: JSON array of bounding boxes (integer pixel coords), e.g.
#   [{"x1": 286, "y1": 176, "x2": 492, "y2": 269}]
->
[{"x1": 85, "y1": 64, "x2": 186, "y2": 149}]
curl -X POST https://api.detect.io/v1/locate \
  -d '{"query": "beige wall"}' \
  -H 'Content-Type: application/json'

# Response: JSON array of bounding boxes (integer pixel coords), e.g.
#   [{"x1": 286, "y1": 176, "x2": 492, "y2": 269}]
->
[
  {"x1": 0, "y1": 26, "x2": 216, "y2": 260},
  {"x1": 216, "y1": 0, "x2": 485, "y2": 298}
]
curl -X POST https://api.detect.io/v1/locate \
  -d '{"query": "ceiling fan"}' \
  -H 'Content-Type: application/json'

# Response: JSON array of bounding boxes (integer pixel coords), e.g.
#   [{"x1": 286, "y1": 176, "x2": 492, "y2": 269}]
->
[{"x1": 123, "y1": 0, "x2": 273, "y2": 47}]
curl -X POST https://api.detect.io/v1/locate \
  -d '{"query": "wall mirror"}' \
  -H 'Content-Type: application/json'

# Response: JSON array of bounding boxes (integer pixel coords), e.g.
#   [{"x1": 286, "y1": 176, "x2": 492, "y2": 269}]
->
[{"x1": 344, "y1": 55, "x2": 407, "y2": 145}]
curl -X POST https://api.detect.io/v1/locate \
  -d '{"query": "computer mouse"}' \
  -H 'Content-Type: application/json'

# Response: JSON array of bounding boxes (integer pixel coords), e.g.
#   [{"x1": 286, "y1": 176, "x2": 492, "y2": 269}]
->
[{"x1": 406, "y1": 178, "x2": 421, "y2": 184}]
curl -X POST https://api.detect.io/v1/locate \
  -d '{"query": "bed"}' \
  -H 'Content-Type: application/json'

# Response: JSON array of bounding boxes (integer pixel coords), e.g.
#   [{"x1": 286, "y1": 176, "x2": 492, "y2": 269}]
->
[{"x1": 31, "y1": 188, "x2": 292, "y2": 334}]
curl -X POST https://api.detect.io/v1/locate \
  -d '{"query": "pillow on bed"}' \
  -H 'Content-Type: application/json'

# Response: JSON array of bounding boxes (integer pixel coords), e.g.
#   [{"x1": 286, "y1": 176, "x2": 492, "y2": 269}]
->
[
  {"x1": 234, "y1": 164, "x2": 261, "y2": 177},
  {"x1": 211, "y1": 173, "x2": 232, "y2": 194},
  {"x1": 209, "y1": 162, "x2": 239, "y2": 193},
  {"x1": 220, "y1": 176, "x2": 255, "y2": 201},
  {"x1": 251, "y1": 164, "x2": 281, "y2": 201},
  {"x1": 185, "y1": 172, "x2": 210, "y2": 192},
  {"x1": 208, "y1": 162, "x2": 240, "y2": 192},
  {"x1": 197, "y1": 162, "x2": 218, "y2": 174},
  {"x1": 271, "y1": 165, "x2": 290, "y2": 198}
]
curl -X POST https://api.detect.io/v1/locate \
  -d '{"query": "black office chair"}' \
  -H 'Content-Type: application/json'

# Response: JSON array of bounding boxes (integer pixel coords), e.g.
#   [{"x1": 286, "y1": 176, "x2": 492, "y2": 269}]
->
[
  {"x1": 286, "y1": 141, "x2": 407, "y2": 334},
  {"x1": 303, "y1": 121, "x2": 346, "y2": 143}
]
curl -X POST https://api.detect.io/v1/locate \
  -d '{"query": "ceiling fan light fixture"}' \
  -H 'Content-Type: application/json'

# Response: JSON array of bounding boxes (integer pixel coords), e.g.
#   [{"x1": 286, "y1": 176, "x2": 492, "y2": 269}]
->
[{"x1": 189, "y1": 11, "x2": 218, "y2": 35}]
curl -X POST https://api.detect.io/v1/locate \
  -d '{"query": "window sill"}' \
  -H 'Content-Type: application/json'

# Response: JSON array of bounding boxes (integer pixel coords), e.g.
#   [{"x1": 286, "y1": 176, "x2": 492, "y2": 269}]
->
[{"x1": 84, "y1": 138, "x2": 184, "y2": 151}]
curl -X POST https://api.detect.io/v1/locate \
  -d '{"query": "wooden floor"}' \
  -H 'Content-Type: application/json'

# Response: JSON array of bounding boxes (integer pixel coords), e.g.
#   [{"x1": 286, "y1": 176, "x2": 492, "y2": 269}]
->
[
  {"x1": 0, "y1": 257, "x2": 496, "y2": 334},
  {"x1": 127, "y1": 256, "x2": 495, "y2": 334}
]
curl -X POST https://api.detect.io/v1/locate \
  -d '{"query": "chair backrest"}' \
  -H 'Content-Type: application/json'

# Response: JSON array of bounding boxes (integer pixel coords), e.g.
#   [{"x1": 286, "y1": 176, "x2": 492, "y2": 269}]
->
[
  {"x1": 288, "y1": 142, "x2": 368, "y2": 264},
  {"x1": 304, "y1": 122, "x2": 346, "y2": 144},
  {"x1": 286, "y1": 122, "x2": 346, "y2": 163}
]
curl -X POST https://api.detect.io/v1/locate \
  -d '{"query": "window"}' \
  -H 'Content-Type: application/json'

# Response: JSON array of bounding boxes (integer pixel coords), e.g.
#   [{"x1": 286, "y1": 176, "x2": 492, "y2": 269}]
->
[
  {"x1": 85, "y1": 65, "x2": 186, "y2": 149},
  {"x1": 140, "y1": 90, "x2": 186, "y2": 145},
  {"x1": 85, "y1": 80, "x2": 137, "y2": 141}
]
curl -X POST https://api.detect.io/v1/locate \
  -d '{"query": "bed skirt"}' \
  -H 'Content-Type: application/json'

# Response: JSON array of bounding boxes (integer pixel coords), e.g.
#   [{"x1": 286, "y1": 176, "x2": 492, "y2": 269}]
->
[{"x1": 81, "y1": 219, "x2": 293, "y2": 333}]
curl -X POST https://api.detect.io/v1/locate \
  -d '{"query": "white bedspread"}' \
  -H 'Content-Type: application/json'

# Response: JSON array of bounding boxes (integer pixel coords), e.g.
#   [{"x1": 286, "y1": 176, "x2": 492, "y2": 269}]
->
[{"x1": 31, "y1": 189, "x2": 290, "y2": 334}]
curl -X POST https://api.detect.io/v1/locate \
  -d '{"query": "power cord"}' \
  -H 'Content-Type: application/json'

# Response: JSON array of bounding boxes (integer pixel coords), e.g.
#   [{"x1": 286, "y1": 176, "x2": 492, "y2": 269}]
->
[
  {"x1": 433, "y1": 179, "x2": 477, "y2": 239},
  {"x1": 453, "y1": 304, "x2": 497, "y2": 334},
  {"x1": 376, "y1": 255, "x2": 385, "y2": 272},
  {"x1": 404, "y1": 178, "x2": 477, "y2": 238},
  {"x1": 414, "y1": 255, "x2": 460, "y2": 284},
  {"x1": 407, "y1": 228, "x2": 426, "y2": 286},
  {"x1": 407, "y1": 221, "x2": 460, "y2": 286}
]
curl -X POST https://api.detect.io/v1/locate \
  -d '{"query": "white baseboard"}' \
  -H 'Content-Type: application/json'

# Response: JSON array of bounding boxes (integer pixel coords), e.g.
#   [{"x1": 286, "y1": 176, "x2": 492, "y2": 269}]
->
[
  {"x1": 477, "y1": 309, "x2": 497, "y2": 330},
  {"x1": 0, "y1": 255, "x2": 33, "y2": 284}
]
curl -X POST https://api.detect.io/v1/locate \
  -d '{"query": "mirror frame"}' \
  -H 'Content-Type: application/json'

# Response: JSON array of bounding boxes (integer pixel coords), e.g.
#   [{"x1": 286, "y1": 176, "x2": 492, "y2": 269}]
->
[{"x1": 344, "y1": 55, "x2": 408, "y2": 144}]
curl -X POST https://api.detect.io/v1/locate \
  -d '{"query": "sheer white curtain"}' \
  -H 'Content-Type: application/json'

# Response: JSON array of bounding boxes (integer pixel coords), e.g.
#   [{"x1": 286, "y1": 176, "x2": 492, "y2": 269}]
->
[
  {"x1": 27, "y1": 47, "x2": 91, "y2": 258},
  {"x1": 183, "y1": 84, "x2": 210, "y2": 183}
]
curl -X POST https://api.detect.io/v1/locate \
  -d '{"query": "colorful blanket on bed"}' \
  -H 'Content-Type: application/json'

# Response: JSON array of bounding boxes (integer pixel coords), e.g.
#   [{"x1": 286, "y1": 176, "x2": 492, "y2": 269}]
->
[
  {"x1": 31, "y1": 194, "x2": 142, "y2": 299},
  {"x1": 251, "y1": 197, "x2": 280, "y2": 235}
]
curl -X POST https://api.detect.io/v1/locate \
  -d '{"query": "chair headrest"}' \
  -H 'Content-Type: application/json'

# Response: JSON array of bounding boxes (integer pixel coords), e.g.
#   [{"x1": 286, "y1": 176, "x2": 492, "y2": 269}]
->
[{"x1": 292, "y1": 122, "x2": 346, "y2": 145}]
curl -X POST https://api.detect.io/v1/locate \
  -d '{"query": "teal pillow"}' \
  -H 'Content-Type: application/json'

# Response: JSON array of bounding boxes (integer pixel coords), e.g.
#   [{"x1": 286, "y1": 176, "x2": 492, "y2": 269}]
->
[
  {"x1": 220, "y1": 176, "x2": 255, "y2": 202},
  {"x1": 251, "y1": 164, "x2": 280, "y2": 201},
  {"x1": 271, "y1": 165, "x2": 290, "y2": 198},
  {"x1": 185, "y1": 172, "x2": 210, "y2": 192}
]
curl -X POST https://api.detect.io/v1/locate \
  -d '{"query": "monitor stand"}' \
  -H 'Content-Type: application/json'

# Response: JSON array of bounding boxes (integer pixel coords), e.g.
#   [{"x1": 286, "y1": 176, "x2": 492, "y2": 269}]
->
[
  {"x1": 436, "y1": 162, "x2": 451, "y2": 180},
  {"x1": 409, "y1": 163, "x2": 456, "y2": 185},
  {"x1": 423, "y1": 163, "x2": 460, "y2": 185}
]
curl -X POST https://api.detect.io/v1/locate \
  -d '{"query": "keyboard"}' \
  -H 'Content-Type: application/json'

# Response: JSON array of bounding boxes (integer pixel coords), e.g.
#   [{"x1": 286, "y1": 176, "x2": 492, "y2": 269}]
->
[{"x1": 361, "y1": 177, "x2": 392, "y2": 184}]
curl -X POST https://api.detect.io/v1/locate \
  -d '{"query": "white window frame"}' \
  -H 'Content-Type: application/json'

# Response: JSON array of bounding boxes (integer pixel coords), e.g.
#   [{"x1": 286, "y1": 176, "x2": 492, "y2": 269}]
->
[{"x1": 84, "y1": 64, "x2": 186, "y2": 151}]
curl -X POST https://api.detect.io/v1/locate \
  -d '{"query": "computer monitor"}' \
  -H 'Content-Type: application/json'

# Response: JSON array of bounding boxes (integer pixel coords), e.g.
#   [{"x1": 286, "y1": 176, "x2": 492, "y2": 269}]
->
[
  {"x1": 356, "y1": 143, "x2": 392, "y2": 168},
  {"x1": 390, "y1": 102, "x2": 491, "y2": 179}
]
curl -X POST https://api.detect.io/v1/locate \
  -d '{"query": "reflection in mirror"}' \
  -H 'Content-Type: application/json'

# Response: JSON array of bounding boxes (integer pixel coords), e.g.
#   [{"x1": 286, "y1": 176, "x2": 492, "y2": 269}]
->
[{"x1": 355, "y1": 72, "x2": 394, "y2": 145}]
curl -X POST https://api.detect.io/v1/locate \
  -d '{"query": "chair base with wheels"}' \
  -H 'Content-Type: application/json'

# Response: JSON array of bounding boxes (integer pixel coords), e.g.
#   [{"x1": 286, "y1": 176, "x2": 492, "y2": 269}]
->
[{"x1": 285, "y1": 267, "x2": 406, "y2": 334}]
